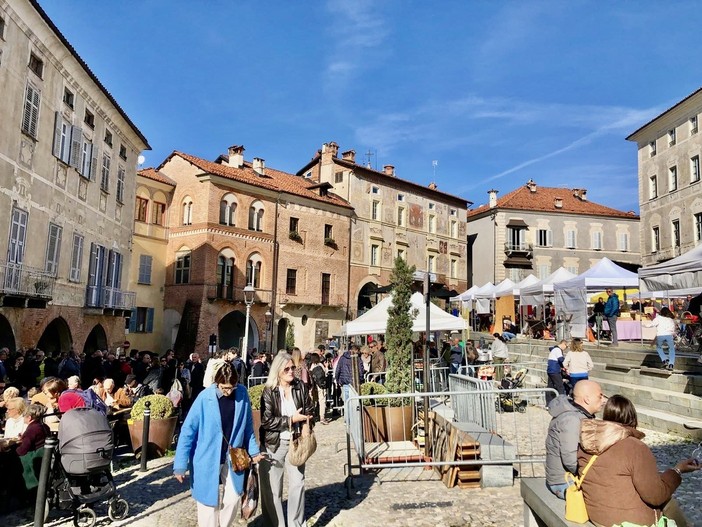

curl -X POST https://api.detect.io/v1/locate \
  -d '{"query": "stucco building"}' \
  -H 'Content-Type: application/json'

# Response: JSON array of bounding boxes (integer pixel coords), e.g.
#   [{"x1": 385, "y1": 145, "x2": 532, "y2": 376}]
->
[
  {"x1": 467, "y1": 180, "x2": 640, "y2": 286},
  {"x1": 155, "y1": 146, "x2": 353, "y2": 357},
  {"x1": 297, "y1": 142, "x2": 469, "y2": 317},
  {"x1": 626, "y1": 87, "x2": 702, "y2": 267},
  {"x1": 0, "y1": 0, "x2": 149, "y2": 353}
]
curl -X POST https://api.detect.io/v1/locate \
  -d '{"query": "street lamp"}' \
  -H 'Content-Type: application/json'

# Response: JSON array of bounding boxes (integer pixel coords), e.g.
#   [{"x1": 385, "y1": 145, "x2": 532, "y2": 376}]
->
[{"x1": 242, "y1": 285, "x2": 255, "y2": 364}]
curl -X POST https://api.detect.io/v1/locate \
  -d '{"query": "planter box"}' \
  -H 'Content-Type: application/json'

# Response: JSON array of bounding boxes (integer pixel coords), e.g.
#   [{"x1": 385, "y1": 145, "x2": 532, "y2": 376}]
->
[
  {"x1": 128, "y1": 416, "x2": 178, "y2": 458},
  {"x1": 362, "y1": 405, "x2": 413, "y2": 442}
]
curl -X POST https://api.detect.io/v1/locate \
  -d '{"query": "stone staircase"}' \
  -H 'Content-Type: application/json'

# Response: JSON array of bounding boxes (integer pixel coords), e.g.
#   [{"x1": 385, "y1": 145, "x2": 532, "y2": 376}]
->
[{"x1": 504, "y1": 337, "x2": 702, "y2": 440}]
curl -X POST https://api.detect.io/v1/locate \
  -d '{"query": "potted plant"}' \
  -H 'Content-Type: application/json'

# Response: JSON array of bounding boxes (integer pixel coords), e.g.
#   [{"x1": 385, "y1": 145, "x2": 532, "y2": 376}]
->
[
  {"x1": 248, "y1": 383, "x2": 265, "y2": 443},
  {"x1": 324, "y1": 237, "x2": 337, "y2": 249},
  {"x1": 127, "y1": 394, "x2": 177, "y2": 458},
  {"x1": 359, "y1": 381, "x2": 396, "y2": 441},
  {"x1": 289, "y1": 230, "x2": 302, "y2": 242}
]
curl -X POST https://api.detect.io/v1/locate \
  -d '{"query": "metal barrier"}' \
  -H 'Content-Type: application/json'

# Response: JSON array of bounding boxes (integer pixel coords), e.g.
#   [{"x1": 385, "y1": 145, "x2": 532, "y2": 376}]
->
[
  {"x1": 449, "y1": 375, "x2": 497, "y2": 431},
  {"x1": 247, "y1": 376, "x2": 268, "y2": 388}
]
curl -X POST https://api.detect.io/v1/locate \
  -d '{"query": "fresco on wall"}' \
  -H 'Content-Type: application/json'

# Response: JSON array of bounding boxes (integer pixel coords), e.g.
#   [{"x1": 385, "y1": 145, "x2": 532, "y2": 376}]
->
[{"x1": 409, "y1": 204, "x2": 423, "y2": 228}]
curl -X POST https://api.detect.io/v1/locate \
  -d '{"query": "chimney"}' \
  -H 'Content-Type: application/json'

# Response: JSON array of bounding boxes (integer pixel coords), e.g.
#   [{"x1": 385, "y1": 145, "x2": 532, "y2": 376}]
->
[
  {"x1": 580, "y1": 189, "x2": 587, "y2": 201},
  {"x1": 488, "y1": 189, "x2": 498, "y2": 208},
  {"x1": 253, "y1": 157, "x2": 265, "y2": 176},
  {"x1": 321, "y1": 142, "x2": 339, "y2": 158},
  {"x1": 383, "y1": 164, "x2": 395, "y2": 177},
  {"x1": 554, "y1": 197, "x2": 563, "y2": 209},
  {"x1": 428, "y1": 182, "x2": 437, "y2": 190},
  {"x1": 226, "y1": 145, "x2": 245, "y2": 168},
  {"x1": 341, "y1": 149, "x2": 356, "y2": 163},
  {"x1": 526, "y1": 179, "x2": 537, "y2": 192}
]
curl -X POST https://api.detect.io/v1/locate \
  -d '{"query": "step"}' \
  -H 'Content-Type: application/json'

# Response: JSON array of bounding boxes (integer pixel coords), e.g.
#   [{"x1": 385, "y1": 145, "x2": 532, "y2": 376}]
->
[
  {"x1": 591, "y1": 376, "x2": 702, "y2": 418},
  {"x1": 592, "y1": 366, "x2": 702, "y2": 394},
  {"x1": 636, "y1": 406, "x2": 702, "y2": 440}
]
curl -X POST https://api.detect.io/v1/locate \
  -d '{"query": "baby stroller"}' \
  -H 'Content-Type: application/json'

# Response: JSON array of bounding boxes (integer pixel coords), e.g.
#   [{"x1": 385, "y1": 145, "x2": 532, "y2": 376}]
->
[
  {"x1": 49, "y1": 408, "x2": 129, "y2": 527},
  {"x1": 495, "y1": 368, "x2": 528, "y2": 413}
]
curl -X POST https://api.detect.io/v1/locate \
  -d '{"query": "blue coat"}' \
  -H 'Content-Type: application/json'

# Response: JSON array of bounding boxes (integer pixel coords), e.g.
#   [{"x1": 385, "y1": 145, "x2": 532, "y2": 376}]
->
[
  {"x1": 173, "y1": 384, "x2": 260, "y2": 506},
  {"x1": 604, "y1": 293, "x2": 620, "y2": 317}
]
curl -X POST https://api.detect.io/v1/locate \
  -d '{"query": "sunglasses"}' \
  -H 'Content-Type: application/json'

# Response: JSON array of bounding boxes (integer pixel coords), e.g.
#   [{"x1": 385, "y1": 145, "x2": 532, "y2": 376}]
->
[{"x1": 282, "y1": 366, "x2": 295, "y2": 373}]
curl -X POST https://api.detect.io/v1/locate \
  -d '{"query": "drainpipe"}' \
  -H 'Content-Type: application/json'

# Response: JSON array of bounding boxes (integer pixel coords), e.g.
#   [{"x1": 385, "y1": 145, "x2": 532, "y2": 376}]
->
[
  {"x1": 271, "y1": 194, "x2": 281, "y2": 352},
  {"x1": 346, "y1": 213, "x2": 355, "y2": 322}
]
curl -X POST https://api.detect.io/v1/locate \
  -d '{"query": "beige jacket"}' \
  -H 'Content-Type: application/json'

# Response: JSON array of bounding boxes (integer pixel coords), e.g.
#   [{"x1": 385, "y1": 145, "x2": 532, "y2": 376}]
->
[{"x1": 562, "y1": 351, "x2": 593, "y2": 375}]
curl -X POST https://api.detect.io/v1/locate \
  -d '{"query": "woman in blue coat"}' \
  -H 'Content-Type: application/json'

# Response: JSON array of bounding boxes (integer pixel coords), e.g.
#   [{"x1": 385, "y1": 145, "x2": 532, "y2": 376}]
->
[{"x1": 174, "y1": 362, "x2": 263, "y2": 526}]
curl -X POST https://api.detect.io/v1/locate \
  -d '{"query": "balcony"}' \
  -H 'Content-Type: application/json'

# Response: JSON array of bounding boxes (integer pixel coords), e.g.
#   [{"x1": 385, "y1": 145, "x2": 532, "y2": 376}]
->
[
  {"x1": 279, "y1": 292, "x2": 345, "y2": 308},
  {"x1": 504, "y1": 242, "x2": 533, "y2": 258},
  {"x1": 86, "y1": 285, "x2": 136, "y2": 314},
  {"x1": 206, "y1": 284, "x2": 272, "y2": 305},
  {"x1": 0, "y1": 262, "x2": 56, "y2": 307}
]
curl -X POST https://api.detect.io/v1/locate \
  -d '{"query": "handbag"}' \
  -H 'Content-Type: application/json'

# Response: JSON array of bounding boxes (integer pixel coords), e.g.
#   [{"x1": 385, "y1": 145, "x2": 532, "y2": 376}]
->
[
  {"x1": 287, "y1": 418, "x2": 317, "y2": 466},
  {"x1": 223, "y1": 433, "x2": 251, "y2": 472},
  {"x1": 564, "y1": 454, "x2": 597, "y2": 523},
  {"x1": 240, "y1": 464, "x2": 259, "y2": 520}
]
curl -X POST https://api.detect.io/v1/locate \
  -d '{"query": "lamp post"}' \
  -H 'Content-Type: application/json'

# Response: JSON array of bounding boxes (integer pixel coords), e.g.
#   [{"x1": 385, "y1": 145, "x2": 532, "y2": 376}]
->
[
  {"x1": 264, "y1": 310, "x2": 272, "y2": 352},
  {"x1": 242, "y1": 285, "x2": 255, "y2": 364}
]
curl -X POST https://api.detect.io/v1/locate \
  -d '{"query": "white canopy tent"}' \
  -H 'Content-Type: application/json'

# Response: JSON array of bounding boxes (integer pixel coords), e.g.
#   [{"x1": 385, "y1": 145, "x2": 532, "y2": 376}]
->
[
  {"x1": 341, "y1": 292, "x2": 467, "y2": 336},
  {"x1": 639, "y1": 244, "x2": 702, "y2": 292},
  {"x1": 506, "y1": 274, "x2": 541, "y2": 298},
  {"x1": 450, "y1": 284, "x2": 480, "y2": 302},
  {"x1": 553, "y1": 258, "x2": 639, "y2": 338},
  {"x1": 472, "y1": 282, "x2": 495, "y2": 313},
  {"x1": 477, "y1": 278, "x2": 515, "y2": 299},
  {"x1": 520, "y1": 267, "x2": 577, "y2": 307}
]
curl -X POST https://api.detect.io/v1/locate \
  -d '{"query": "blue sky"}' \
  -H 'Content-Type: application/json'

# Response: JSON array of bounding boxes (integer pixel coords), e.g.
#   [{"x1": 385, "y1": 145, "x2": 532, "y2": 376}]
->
[{"x1": 41, "y1": 1, "x2": 702, "y2": 213}]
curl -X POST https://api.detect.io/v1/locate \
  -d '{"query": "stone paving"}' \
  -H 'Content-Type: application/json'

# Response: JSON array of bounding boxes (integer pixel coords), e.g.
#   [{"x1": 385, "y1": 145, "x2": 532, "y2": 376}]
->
[{"x1": 2, "y1": 409, "x2": 701, "y2": 527}]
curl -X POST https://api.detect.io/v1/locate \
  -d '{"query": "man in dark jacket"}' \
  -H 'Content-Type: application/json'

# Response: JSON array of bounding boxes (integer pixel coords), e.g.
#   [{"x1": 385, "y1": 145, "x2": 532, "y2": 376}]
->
[
  {"x1": 334, "y1": 344, "x2": 364, "y2": 404},
  {"x1": 449, "y1": 338, "x2": 464, "y2": 374},
  {"x1": 604, "y1": 289, "x2": 620, "y2": 347},
  {"x1": 544, "y1": 380, "x2": 605, "y2": 499},
  {"x1": 188, "y1": 353, "x2": 205, "y2": 399}
]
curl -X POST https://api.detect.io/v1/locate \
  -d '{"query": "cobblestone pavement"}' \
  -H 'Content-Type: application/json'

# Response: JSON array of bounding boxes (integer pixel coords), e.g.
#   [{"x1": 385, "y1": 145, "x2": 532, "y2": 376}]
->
[{"x1": 3, "y1": 410, "x2": 701, "y2": 527}]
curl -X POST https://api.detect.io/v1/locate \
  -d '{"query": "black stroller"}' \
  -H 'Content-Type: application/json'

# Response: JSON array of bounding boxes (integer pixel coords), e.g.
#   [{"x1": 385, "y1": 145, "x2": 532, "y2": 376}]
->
[
  {"x1": 49, "y1": 408, "x2": 129, "y2": 527},
  {"x1": 495, "y1": 368, "x2": 528, "y2": 413}
]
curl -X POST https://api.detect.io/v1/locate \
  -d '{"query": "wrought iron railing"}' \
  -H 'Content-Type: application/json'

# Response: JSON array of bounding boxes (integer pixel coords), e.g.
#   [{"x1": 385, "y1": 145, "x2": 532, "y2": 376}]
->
[
  {"x1": 0, "y1": 262, "x2": 56, "y2": 299},
  {"x1": 205, "y1": 284, "x2": 272, "y2": 304},
  {"x1": 86, "y1": 285, "x2": 136, "y2": 309}
]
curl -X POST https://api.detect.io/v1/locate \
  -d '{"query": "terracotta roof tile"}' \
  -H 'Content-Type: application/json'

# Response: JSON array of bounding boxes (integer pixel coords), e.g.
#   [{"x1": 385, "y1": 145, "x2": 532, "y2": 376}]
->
[
  {"x1": 138, "y1": 168, "x2": 176, "y2": 186},
  {"x1": 169, "y1": 152, "x2": 353, "y2": 210},
  {"x1": 467, "y1": 184, "x2": 639, "y2": 220}
]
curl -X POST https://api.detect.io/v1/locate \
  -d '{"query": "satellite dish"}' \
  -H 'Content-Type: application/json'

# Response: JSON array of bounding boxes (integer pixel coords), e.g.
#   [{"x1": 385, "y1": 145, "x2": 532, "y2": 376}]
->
[{"x1": 137, "y1": 155, "x2": 145, "y2": 166}]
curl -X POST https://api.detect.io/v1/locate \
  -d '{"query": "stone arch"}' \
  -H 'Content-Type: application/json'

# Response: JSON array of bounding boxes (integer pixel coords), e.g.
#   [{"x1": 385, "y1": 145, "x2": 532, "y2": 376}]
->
[
  {"x1": 182, "y1": 195, "x2": 194, "y2": 225},
  {"x1": 83, "y1": 324, "x2": 107, "y2": 355},
  {"x1": 219, "y1": 193, "x2": 238, "y2": 226},
  {"x1": 356, "y1": 278, "x2": 380, "y2": 315},
  {"x1": 0, "y1": 314, "x2": 16, "y2": 352},
  {"x1": 218, "y1": 310, "x2": 259, "y2": 352},
  {"x1": 37, "y1": 317, "x2": 72, "y2": 356},
  {"x1": 245, "y1": 252, "x2": 263, "y2": 288}
]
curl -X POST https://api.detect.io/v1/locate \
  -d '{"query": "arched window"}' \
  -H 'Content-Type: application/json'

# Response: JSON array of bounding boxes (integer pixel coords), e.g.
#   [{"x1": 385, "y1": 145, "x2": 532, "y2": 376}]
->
[
  {"x1": 219, "y1": 194, "x2": 237, "y2": 226},
  {"x1": 182, "y1": 197, "x2": 193, "y2": 226},
  {"x1": 217, "y1": 252, "x2": 235, "y2": 299},
  {"x1": 246, "y1": 253, "x2": 262, "y2": 288},
  {"x1": 175, "y1": 247, "x2": 191, "y2": 284},
  {"x1": 248, "y1": 201, "x2": 264, "y2": 232}
]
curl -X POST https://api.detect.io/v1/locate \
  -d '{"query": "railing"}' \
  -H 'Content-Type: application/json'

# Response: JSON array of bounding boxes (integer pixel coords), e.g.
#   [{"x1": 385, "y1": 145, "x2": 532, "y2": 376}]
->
[
  {"x1": 504, "y1": 242, "x2": 533, "y2": 255},
  {"x1": 0, "y1": 262, "x2": 56, "y2": 299},
  {"x1": 205, "y1": 284, "x2": 272, "y2": 304},
  {"x1": 86, "y1": 285, "x2": 136, "y2": 309}
]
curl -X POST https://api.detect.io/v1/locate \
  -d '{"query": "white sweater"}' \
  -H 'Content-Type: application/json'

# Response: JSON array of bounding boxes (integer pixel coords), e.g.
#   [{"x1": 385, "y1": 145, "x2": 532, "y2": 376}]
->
[
  {"x1": 563, "y1": 351, "x2": 593, "y2": 375},
  {"x1": 645, "y1": 316, "x2": 677, "y2": 336}
]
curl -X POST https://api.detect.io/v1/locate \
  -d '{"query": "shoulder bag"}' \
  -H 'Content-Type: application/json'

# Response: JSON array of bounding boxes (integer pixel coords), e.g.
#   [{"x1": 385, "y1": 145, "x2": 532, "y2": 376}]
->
[
  {"x1": 240, "y1": 463, "x2": 259, "y2": 519},
  {"x1": 287, "y1": 417, "x2": 317, "y2": 466},
  {"x1": 564, "y1": 454, "x2": 597, "y2": 523}
]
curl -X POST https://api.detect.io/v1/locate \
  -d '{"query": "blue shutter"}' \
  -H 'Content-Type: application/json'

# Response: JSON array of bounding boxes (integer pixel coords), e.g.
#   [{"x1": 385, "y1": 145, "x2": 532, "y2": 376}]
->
[
  {"x1": 146, "y1": 308, "x2": 154, "y2": 333},
  {"x1": 129, "y1": 308, "x2": 137, "y2": 333}
]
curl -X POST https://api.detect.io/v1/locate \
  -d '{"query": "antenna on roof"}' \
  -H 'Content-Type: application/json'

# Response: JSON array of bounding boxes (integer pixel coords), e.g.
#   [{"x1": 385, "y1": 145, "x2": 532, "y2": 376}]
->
[
  {"x1": 432, "y1": 160, "x2": 438, "y2": 179},
  {"x1": 365, "y1": 149, "x2": 374, "y2": 169}
]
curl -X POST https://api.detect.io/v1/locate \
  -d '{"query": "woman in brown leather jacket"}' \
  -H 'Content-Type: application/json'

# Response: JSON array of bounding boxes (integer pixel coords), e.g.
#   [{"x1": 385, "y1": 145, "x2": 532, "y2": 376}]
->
[{"x1": 259, "y1": 351, "x2": 314, "y2": 527}]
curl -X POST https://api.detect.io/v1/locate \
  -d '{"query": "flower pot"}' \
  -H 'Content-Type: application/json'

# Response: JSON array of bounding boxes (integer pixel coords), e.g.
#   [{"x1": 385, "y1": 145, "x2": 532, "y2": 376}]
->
[
  {"x1": 127, "y1": 415, "x2": 178, "y2": 458},
  {"x1": 362, "y1": 405, "x2": 413, "y2": 442}
]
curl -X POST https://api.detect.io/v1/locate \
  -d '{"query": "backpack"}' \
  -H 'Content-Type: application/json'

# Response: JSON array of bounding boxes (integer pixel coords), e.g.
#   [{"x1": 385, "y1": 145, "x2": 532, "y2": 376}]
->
[
  {"x1": 232, "y1": 358, "x2": 246, "y2": 382},
  {"x1": 310, "y1": 364, "x2": 326, "y2": 389},
  {"x1": 63, "y1": 388, "x2": 107, "y2": 415}
]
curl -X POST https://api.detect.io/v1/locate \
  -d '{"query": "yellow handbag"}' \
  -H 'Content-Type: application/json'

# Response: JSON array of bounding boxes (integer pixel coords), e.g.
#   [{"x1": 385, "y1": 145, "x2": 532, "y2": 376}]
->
[{"x1": 564, "y1": 454, "x2": 598, "y2": 523}]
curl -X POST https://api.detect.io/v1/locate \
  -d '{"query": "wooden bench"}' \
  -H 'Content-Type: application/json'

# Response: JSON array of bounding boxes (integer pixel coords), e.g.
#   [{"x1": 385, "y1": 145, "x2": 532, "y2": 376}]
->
[{"x1": 521, "y1": 477, "x2": 592, "y2": 527}]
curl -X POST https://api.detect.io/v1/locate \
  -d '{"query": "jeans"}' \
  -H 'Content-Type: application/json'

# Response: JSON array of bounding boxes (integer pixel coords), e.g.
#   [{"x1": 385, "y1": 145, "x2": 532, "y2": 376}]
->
[
  {"x1": 569, "y1": 373, "x2": 588, "y2": 389},
  {"x1": 656, "y1": 334, "x2": 676, "y2": 366}
]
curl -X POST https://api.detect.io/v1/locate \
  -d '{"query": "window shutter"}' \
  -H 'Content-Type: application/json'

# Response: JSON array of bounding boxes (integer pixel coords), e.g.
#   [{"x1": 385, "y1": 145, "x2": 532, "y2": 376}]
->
[
  {"x1": 546, "y1": 230, "x2": 553, "y2": 247},
  {"x1": 52, "y1": 111, "x2": 62, "y2": 158},
  {"x1": 69, "y1": 126, "x2": 83, "y2": 169},
  {"x1": 129, "y1": 308, "x2": 137, "y2": 333},
  {"x1": 146, "y1": 308, "x2": 154, "y2": 333},
  {"x1": 90, "y1": 145, "x2": 98, "y2": 181}
]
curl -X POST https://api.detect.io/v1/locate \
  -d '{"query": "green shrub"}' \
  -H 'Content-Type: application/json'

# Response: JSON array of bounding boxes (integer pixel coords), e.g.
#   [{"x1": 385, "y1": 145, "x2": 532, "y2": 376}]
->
[
  {"x1": 130, "y1": 394, "x2": 175, "y2": 421},
  {"x1": 248, "y1": 384, "x2": 266, "y2": 411},
  {"x1": 359, "y1": 381, "x2": 388, "y2": 406}
]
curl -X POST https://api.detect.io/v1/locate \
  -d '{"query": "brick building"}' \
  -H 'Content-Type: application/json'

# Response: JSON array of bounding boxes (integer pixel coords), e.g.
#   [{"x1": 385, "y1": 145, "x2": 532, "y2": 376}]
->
[
  {"x1": 0, "y1": 0, "x2": 149, "y2": 353},
  {"x1": 155, "y1": 146, "x2": 353, "y2": 357}
]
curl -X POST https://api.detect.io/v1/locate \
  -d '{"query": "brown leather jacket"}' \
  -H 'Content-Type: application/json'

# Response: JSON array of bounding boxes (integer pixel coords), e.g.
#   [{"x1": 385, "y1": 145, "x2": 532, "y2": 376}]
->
[{"x1": 260, "y1": 379, "x2": 314, "y2": 453}]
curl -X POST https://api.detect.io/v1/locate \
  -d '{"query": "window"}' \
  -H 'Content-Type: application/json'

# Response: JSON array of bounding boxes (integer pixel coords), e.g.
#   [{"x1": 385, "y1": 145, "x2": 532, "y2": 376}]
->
[
  {"x1": 136, "y1": 197, "x2": 148, "y2": 222},
  {"x1": 289, "y1": 217, "x2": 299, "y2": 233},
  {"x1": 566, "y1": 265, "x2": 579, "y2": 275},
  {"x1": 428, "y1": 215, "x2": 436, "y2": 233},
  {"x1": 28, "y1": 53, "x2": 43, "y2": 78},
  {"x1": 508, "y1": 227, "x2": 526, "y2": 250},
  {"x1": 182, "y1": 198, "x2": 193, "y2": 225},
  {"x1": 104, "y1": 130, "x2": 113, "y2": 147},
  {"x1": 537, "y1": 229, "x2": 552, "y2": 247},
  {"x1": 649, "y1": 141, "x2": 656, "y2": 157},
  {"x1": 450, "y1": 259, "x2": 458, "y2": 278},
  {"x1": 669, "y1": 166, "x2": 678, "y2": 192},
  {"x1": 652, "y1": 227, "x2": 660, "y2": 253},
  {"x1": 371, "y1": 200, "x2": 380, "y2": 220},
  {"x1": 219, "y1": 196, "x2": 237, "y2": 226},
  {"x1": 0, "y1": 15, "x2": 5, "y2": 40},
  {"x1": 246, "y1": 257, "x2": 262, "y2": 288},
  {"x1": 52, "y1": 112, "x2": 71, "y2": 164},
  {"x1": 592, "y1": 231, "x2": 603, "y2": 250},
  {"x1": 692, "y1": 156, "x2": 700, "y2": 183},
  {"x1": 138, "y1": 255, "x2": 152, "y2": 284},
  {"x1": 450, "y1": 220, "x2": 458, "y2": 238},
  {"x1": 80, "y1": 139, "x2": 94, "y2": 179},
  {"x1": 428, "y1": 255, "x2": 435, "y2": 273},
  {"x1": 324, "y1": 224, "x2": 333, "y2": 239},
  {"x1": 86, "y1": 243, "x2": 106, "y2": 306},
  {"x1": 428, "y1": 202, "x2": 435, "y2": 210},
  {"x1": 672, "y1": 219, "x2": 681, "y2": 248},
  {"x1": 69, "y1": 233, "x2": 83, "y2": 282},
  {"x1": 119, "y1": 144, "x2": 127, "y2": 160},
  {"x1": 449, "y1": 208, "x2": 457, "y2": 216},
  {"x1": 397, "y1": 194, "x2": 405, "y2": 202},
  {"x1": 22, "y1": 83, "x2": 41, "y2": 138},
  {"x1": 63, "y1": 88, "x2": 74, "y2": 109},
  {"x1": 618, "y1": 232, "x2": 629, "y2": 252},
  {"x1": 370, "y1": 244, "x2": 380, "y2": 266},
  {"x1": 397, "y1": 207, "x2": 405, "y2": 227},
  {"x1": 286, "y1": 269, "x2": 297, "y2": 295},
  {"x1": 152, "y1": 202, "x2": 165, "y2": 225},
  {"x1": 397, "y1": 248, "x2": 406, "y2": 260},
  {"x1": 248, "y1": 202, "x2": 264, "y2": 231},
  {"x1": 695, "y1": 213, "x2": 702, "y2": 242},
  {"x1": 669, "y1": 129, "x2": 676, "y2": 146},
  {"x1": 335, "y1": 171, "x2": 343, "y2": 183},
  {"x1": 116, "y1": 167, "x2": 125, "y2": 203},
  {"x1": 538, "y1": 264, "x2": 550, "y2": 280},
  {"x1": 45, "y1": 223, "x2": 62, "y2": 276},
  {"x1": 175, "y1": 251, "x2": 191, "y2": 284},
  {"x1": 131, "y1": 307, "x2": 154, "y2": 333},
  {"x1": 218, "y1": 255, "x2": 235, "y2": 299},
  {"x1": 100, "y1": 153, "x2": 110, "y2": 191},
  {"x1": 691, "y1": 116, "x2": 699, "y2": 135},
  {"x1": 566, "y1": 229, "x2": 577, "y2": 249},
  {"x1": 649, "y1": 175, "x2": 658, "y2": 199},
  {"x1": 84, "y1": 109, "x2": 95, "y2": 129},
  {"x1": 321, "y1": 273, "x2": 331, "y2": 305},
  {"x1": 7, "y1": 208, "x2": 28, "y2": 290},
  {"x1": 371, "y1": 186, "x2": 379, "y2": 194},
  {"x1": 105, "y1": 250, "x2": 122, "y2": 290}
]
